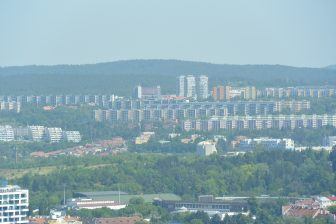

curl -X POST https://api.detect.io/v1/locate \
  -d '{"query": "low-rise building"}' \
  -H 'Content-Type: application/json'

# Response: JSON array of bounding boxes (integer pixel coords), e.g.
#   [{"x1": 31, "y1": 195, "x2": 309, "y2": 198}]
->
[
  {"x1": 282, "y1": 197, "x2": 335, "y2": 219},
  {"x1": 196, "y1": 141, "x2": 217, "y2": 156},
  {"x1": 83, "y1": 216, "x2": 142, "y2": 224},
  {"x1": 235, "y1": 137, "x2": 295, "y2": 150},
  {"x1": 67, "y1": 198, "x2": 126, "y2": 210},
  {"x1": 135, "y1": 132, "x2": 155, "y2": 144},
  {"x1": 154, "y1": 195, "x2": 249, "y2": 219}
]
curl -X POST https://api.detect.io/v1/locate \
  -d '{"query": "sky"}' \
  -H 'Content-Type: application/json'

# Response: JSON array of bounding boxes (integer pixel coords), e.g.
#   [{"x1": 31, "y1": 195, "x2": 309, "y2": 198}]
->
[{"x1": 0, "y1": 0, "x2": 335, "y2": 67}]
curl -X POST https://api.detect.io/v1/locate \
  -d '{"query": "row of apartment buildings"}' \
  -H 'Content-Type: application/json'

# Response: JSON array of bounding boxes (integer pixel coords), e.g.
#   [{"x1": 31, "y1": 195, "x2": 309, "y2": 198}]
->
[
  {"x1": 0, "y1": 125, "x2": 81, "y2": 143},
  {"x1": 181, "y1": 114, "x2": 336, "y2": 132},
  {"x1": 259, "y1": 86, "x2": 336, "y2": 98},
  {"x1": 212, "y1": 86, "x2": 257, "y2": 101},
  {"x1": 212, "y1": 86, "x2": 336, "y2": 101},
  {"x1": 103, "y1": 99, "x2": 310, "y2": 111},
  {"x1": 94, "y1": 100, "x2": 311, "y2": 123},
  {"x1": 0, "y1": 102, "x2": 21, "y2": 113},
  {"x1": 0, "y1": 94, "x2": 117, "y2": 107},
  {"x1": 233, "y1": 137, "x2": 295, "y2": 150}
]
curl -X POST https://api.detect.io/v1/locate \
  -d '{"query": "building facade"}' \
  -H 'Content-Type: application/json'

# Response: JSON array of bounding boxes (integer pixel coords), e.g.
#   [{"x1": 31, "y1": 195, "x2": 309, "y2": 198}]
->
[{"x1": 0, "y1": 185, "x2": 29, "y2": 224}]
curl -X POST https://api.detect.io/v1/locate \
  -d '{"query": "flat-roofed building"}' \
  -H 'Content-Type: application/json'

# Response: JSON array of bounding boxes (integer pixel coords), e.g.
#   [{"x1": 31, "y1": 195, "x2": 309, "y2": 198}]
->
[
  {"x1": 63, "y1": 131, "x2": 81, "y2": 143},
  {"x1": 28, "y1": 126, "x2": 45, "y2": 142},
  {"x1": 45, "y1": 127, "x2": 63, "y2": 143},
  {"x1": 0, "y1": 125, "x2": 14, "y2": 142},
  {"x1": 0, "y1": 185, "x2": 29, "y2": 224}
]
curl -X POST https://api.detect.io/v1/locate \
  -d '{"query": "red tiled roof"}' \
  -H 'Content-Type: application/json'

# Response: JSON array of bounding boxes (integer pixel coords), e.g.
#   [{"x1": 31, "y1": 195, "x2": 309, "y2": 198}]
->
[
  {"x1": 89, "y1": 216, "x2": 142, "y2": 224},
  {"x1": 328, "y1": 196, "x2": 336, "y2": 201}
]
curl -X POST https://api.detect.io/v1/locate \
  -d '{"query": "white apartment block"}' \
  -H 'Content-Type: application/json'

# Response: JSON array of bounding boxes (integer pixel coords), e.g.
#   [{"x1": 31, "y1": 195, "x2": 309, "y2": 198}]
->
[
  {"x1": 28, "y1": 126, "x2": 45, "y2": 142},
  {"x1": 0, "y1": 185, "x2": 29, "y2": 224},
  {"x1": 0, "y1": 102, "x2": 21, "y2": 113},
  {"x1": 185, "y1": 75, "x2": 196, "y2": 98},
  {"x1": 178, "y1": 76, "x2": 185, "y2": 97},
  {"x1": 0, "y1": 126, "x2": 14, "y2": 142},
  {"x1": 62, "y1": 131, "x2": 82, "y2": 143},
  {"x1": 237, "y1": 137, "x2": 295, "y2": 150},
  {"x1": 178, "y1": 75, "x2": 208, "y2": 99},
  {"x1": 197, "y1": 75, "x2": 209, "y2": 100},
  {"x1": 182, "y1": 114, "x2": 336, "y2": 132},
  {"x1": 45, "y1": 127, "x2": 63, "y2": 143}
]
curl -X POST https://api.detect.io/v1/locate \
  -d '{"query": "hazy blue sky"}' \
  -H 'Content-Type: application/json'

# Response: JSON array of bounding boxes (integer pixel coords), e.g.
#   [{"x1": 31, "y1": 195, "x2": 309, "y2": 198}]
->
[{"x1": 1, "y1": 0, "x2": 335, "y2": 67}]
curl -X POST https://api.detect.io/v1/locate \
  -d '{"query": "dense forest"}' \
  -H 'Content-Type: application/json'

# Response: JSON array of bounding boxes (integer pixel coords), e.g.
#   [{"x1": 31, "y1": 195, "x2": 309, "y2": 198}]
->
[
  {"x1": 2, "y1": 149, "x2": 334, "y2": 216},
  {"x1": 0, "y1": 60, "x2": 336, "y2": 95}
]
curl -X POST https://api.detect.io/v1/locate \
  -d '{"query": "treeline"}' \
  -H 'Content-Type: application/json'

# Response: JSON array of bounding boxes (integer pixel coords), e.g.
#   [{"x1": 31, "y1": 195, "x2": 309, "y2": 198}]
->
[{"x1": 5, "y1": 149, "x2": 335, "y2": 214}]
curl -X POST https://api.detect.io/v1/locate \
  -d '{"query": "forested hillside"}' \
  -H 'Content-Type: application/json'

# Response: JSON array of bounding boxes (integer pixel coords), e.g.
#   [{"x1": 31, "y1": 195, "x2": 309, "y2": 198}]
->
[{"x1": 0, "y1": 60, "x2": 335, "y2": 95}]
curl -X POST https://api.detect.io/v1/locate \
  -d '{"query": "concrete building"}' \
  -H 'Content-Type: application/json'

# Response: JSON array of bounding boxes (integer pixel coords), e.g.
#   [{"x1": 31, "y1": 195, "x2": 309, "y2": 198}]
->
[
  {"x1": 185, "y1": 75, "x2": 196, "y2": 99},
  {"x1": 0, "y1": 125, "x2": 14, "y2": 142},
  {"x1": 212, "y1": 86, "x2": 231, "y2": 101},
  {"x1": 28, "y1": 126, "x2": 45, "y2": 142},
  {"x1": 0, "y1": 185, "x2": 29, "y2": 224},
  {"x1": 154, "y1": 195, "x2": 249, "y2": 218},
  {"x1": 0, "y1": 102, "x2": 21, "y2": 113},
  {"x1": 45, "y1": 127, "x2": 63, "y2": 143},
  {"x1": 196, "y1": 141, "x2": 217, "y2": 156},
  {"x1": 197, "y1": 75, "x2": 209, "y2": 100},
  {"x1": 235, "y1": 137, "x2": 295, "y2": 150},
  {"x1": 67, "y1": 198, "x2": 126, "y2": 210},
  {"x1": 323, "y1": 136, "x2": 336, "y2": 147},
  {"x1": 63, "y1": 131, "x2": 82, "y2": 143},
  {"x1": 132, "y1": 85, "x2": 142, "y2": 99},
  {"x1": 94, "y1": 100, "x2": 311, "y2": 124},
  {"x1": 178, "y1": 75, "x2": 199, "y2": 99},
  {"x1": 178, "y1": 76, "x2": 186, "y2": 97},
  {"x1": 182, "y1": 114, "x2": 336, "y2": 132},
  {"x1": 133, "y1": 85, "x2": 161, "y2": 100},
  {"x1": 261, "y1": 86, "x2": 336, "y2": 99}
]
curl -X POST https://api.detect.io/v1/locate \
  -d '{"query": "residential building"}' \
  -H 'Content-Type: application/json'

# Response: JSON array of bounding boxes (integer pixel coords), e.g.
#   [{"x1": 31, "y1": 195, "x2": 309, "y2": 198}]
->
[
  {"x1": 94, "y1": 100, "x2": 310, "y2": 124},
  {"x1": 83, "y1": 216, "x2": 142, "y2": 224},
  {"x1": 282, "y1": 197, "x2": 335, "y2": 219},
  {"x1": 0, "y1": 185, "x2": 29, "y2": 224},
  {"x1": 0, "y1": 102, "x2": 21, "y2": 113},
  {"x1": 62, "y1": 131, "x2": 82, "y2": 143},
  {"x1": 178, "y1": 75, "x2": 207, "y2": 99},
  {"x1": 0, "y1": 125, "x2": 14, "y2": 142},
  {"x1": 197, "y1": 75, "x2": 209, "y2": 99},
  {"x1": 177, "y1": 76, "x2": 186, "y2": 97},
  {"x1": 212, "y1": 86, "x2": 231, "y2": 101},
  {"x1": 182, "y1": 114, "x2": 336, "y2": 132},
  {"x1": 45, "y1": 127, "x2": 63, "y2": 143},
  {"x1": 28, "y1": 126, "x2": 45, "y2": 142},
  {"x1": 133, "y1": 85, "x2": 161, "y2": 100},
  {"x1": 185, "y1": 75, "x2": 196, "y2": 98},
  {"x1": 132, "y1": 85, "x2": 142, "y2": 99}
]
